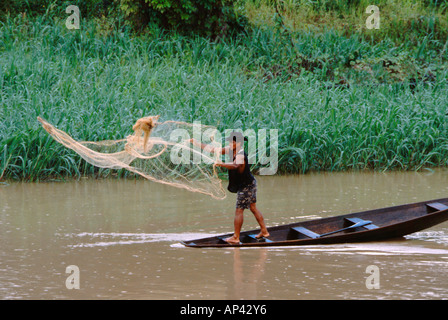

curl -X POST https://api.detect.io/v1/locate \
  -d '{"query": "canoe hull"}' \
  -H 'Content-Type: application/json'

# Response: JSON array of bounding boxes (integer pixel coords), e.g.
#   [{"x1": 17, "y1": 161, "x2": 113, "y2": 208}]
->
[{"x1": 182, "y1": 198, "x2": 448, "y2": 248}]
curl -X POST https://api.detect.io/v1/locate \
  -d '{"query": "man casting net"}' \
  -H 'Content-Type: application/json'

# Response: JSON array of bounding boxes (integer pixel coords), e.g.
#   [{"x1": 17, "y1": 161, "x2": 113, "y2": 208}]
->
[{"x1": 37, "y1": 116, "x2": 226, "y2": 200}]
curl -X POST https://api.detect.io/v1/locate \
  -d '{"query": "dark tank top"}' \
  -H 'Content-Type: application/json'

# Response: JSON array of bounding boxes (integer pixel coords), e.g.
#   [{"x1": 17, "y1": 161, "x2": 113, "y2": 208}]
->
[{"x1": 227, "y1": 149, "x2": 255, "y2": 193}]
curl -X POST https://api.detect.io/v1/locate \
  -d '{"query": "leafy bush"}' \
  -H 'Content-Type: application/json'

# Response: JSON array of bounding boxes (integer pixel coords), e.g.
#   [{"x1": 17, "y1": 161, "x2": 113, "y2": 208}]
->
[
  {"x1": 1, "y1": 0, "x2": 247, "y2": 36},
  {"x1": 116, "y1": 0, "x2": 248, "y2": 35}
]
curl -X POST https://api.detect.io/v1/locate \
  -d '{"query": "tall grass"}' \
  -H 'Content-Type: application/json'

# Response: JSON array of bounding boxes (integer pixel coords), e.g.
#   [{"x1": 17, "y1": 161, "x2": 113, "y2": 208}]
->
[
  {"x1": 1, "y1": 12, "x2": 448, "y2": 181},
  {"x1": 243, "y1": 0, "x2": 448, "y2": 48}
]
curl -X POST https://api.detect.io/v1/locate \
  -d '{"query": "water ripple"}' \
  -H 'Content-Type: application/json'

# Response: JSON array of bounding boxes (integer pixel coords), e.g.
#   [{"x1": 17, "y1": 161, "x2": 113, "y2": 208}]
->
[{"x1": 61, "y1": 232, "x2": 216, "y2": 248}]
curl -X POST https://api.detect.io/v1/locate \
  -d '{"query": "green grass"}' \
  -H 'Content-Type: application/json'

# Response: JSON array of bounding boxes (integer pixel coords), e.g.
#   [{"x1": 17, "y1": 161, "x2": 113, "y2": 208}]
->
[{"x1": 1, "y1": 4, "x2": 448, "y2": 181}]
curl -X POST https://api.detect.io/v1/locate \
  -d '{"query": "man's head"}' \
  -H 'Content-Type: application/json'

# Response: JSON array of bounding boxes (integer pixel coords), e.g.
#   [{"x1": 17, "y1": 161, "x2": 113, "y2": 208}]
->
[{"x1": 227, "y1": 131, "x2": 247, "y2": 153}]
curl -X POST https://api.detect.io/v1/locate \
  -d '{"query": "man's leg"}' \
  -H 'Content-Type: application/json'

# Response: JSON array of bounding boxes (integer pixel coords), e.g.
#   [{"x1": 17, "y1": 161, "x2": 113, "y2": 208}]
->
[
  {"x1": 225, "y1": 208, "x2": 244, "y2": 244},
  {"x1": 249, "y1": 203, "x2": 269, "y2": 238}
]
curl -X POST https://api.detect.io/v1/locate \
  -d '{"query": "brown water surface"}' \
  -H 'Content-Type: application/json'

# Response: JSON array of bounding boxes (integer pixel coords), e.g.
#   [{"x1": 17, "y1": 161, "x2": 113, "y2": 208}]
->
[{"x1": 1, "y1": 169, "x2": 448, "y2": 299}]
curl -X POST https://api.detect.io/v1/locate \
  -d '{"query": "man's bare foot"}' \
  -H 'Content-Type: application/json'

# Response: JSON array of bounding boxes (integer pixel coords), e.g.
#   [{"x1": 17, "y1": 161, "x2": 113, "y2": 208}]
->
[
  {"x1": 224, "y1": 236, "x2": 240, "y2": 244},
  {"x1": 255, "y1": 231, "x2": 270, "y2": 239}
]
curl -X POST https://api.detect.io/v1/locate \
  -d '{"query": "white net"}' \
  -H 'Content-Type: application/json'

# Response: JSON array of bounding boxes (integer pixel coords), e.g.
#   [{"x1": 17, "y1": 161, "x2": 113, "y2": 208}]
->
[{"x1": 37, "y1": 116, "x2": 226, "y2": 200}]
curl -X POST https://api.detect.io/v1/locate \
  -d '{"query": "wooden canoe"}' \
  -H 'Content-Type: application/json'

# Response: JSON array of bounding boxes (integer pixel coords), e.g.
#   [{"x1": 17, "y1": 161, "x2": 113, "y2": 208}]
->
[{"x1": 181, "y1": 198, "x2": 448, "y2": 248}]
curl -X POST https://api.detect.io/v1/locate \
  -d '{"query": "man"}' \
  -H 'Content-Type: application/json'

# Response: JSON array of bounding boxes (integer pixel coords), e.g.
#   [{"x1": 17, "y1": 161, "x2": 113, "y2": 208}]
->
[{"x1": 190, "y1": 132, "x2": 269, "y2": 244}]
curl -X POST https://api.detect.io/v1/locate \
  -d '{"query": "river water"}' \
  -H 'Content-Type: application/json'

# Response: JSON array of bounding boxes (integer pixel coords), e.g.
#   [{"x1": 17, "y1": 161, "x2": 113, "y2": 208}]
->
[{"x1": 1, "y1": 169, "x2": 448, "y2": 300}]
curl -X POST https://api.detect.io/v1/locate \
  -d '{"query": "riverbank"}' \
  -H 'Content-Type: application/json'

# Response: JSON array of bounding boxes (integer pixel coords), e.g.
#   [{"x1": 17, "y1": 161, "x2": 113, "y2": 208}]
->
[{"x1": 1, "y1": 2, "x2": 448, "y2": 181}]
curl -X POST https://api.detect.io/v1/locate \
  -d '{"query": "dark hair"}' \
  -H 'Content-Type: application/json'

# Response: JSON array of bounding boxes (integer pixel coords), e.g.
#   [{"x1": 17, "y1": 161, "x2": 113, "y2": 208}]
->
[{"x1": 227, "y1": 131, "x2": 248, "y2": 143}]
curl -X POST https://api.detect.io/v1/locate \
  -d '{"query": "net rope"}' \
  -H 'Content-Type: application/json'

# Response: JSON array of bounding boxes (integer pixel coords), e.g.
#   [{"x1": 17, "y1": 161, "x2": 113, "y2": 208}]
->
[{"x1": 37, "y1": 116, "x2": 226, "y2": 200}]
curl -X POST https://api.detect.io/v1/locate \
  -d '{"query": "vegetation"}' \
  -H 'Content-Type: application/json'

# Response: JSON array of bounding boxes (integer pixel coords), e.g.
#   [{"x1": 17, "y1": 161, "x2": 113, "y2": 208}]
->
[{"x1": 1, "y1": 1, "x2": 448, "y2": 181}]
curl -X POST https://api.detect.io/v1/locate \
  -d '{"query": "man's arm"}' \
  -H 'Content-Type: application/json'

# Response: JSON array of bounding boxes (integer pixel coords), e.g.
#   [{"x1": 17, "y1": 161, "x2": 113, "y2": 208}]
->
[
  {"x1": 189, "y1": 138, "x2": 227, "y2": 155},
  {"x1": 216, "y1": 154, "x2": 245, "y2": 173}
]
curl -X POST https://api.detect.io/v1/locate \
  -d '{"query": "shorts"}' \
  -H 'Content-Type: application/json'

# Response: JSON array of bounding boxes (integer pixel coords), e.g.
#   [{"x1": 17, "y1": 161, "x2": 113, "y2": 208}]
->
[{"x1": 236, "y1": 179, "x2": 257, "y2": 210}]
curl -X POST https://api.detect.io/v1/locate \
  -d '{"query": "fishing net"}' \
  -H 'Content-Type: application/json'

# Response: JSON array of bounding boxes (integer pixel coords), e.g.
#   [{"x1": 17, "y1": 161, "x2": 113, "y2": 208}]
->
[{"x1": 37, "y1": 116, "x2": 227, "y2": 200}]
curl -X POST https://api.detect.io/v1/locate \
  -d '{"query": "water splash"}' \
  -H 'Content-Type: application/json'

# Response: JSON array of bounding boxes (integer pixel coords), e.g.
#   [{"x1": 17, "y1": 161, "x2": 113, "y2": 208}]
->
[
  {"x1": 405, "y1": 231, "x2": 448, "y2": 245},
  {"x1": 63, "y1": 232, "x2": 217, "y2": 248}
]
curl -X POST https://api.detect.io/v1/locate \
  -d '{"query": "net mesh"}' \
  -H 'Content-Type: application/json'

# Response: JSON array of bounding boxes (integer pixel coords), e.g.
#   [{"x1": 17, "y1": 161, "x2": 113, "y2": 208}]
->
[{"x1": 37, "y1": 116, "x2": 226, "y2": 200}]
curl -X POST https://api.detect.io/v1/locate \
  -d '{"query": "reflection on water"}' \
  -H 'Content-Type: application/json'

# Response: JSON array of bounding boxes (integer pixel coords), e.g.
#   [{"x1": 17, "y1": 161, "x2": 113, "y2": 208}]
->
[{"x1": 1, "y1": 169, "x2": 448, "y2": 299}]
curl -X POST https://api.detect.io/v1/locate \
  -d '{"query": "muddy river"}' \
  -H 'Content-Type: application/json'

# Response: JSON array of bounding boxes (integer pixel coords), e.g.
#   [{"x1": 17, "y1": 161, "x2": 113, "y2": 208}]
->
[{"x1": 1, "y1": 169, "x2": 447, "y2": 299}]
